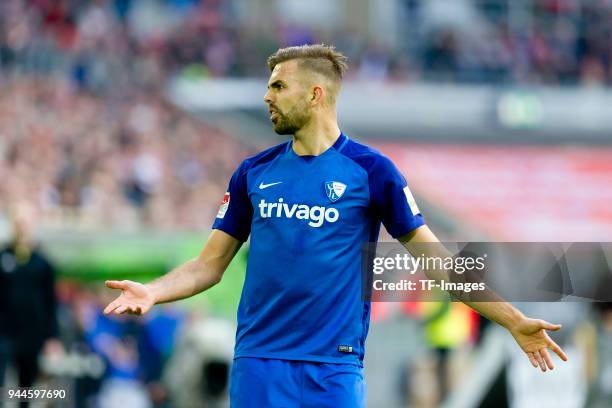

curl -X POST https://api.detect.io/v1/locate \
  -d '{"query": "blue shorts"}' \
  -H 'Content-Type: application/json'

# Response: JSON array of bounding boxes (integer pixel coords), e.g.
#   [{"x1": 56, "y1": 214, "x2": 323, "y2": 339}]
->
[{"x1": 230, "y1": 357, "x2": 366, "y2": 408}]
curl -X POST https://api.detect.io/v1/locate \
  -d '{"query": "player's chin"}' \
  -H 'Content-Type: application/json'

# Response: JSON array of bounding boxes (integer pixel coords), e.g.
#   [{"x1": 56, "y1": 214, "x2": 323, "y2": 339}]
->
[{"x1": 272, "y1": 123, "x2": 293, "y2": 135}]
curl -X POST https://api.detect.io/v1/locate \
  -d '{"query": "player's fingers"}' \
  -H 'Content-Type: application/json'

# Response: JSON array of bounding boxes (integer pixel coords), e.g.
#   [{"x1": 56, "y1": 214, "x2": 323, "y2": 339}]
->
[
  {"x1": 549, "y1": 339, "x2": 568, "y2": 361},
  {"x1": 103, "y1": 301, "x2": 121, "y2": 315},
  {"x1": 115, "y1": 305, "x2": 129, "y2": 315},
  {"x1": 539, "y1": 320, "x2": 562, "y2": 331},
  {"x1": 541, "y1": 348, "x2": 554, "y2": 370},
  {"x1": 105, "y1": 280, "x2": 126, "y2": 290},
  {"x1": 527, "y1": 352, "x2": 538, "y2": 368},
  {"x1": 534, "y1": 350, "x2": 546, "y2": 372}
]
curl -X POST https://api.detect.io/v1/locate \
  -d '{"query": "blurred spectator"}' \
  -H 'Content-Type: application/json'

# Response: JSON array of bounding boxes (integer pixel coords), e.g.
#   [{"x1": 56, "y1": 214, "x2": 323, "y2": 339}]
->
[
  {"x1": 585, "y1": 302, "x2": 612, "y2": 408},
  {"x1": 0, "y1": 201, "x2": 61, "y2": 389},
  {"x1": 164, "y1": 318, "x2": 235, "y2": 408},
  {"x1": 407, "y1": 301, "x2": 475, "y2": 407},
  {"x1": 423, "y1": 29, "x2": 459, "y2": 80},
  {"x1": 58, "y1": 284, "x2": 185, "y2": 407}
]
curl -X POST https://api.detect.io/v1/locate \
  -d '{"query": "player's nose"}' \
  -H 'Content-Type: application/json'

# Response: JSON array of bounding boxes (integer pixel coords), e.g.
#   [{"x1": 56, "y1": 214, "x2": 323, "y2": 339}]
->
[{"x1": 263, "y1": 91, "x2": 273, "y2": 104}]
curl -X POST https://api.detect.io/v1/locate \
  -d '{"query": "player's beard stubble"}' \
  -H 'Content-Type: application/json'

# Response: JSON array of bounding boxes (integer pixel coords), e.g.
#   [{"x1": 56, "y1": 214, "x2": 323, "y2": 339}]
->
[{"x1": 270, "y1": 99, "x2": 311, "y2": 135}]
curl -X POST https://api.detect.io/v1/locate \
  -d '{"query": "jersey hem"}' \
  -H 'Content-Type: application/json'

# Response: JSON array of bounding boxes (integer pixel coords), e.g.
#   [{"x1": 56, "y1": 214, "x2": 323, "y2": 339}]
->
[{"x1": 233, "y1": 352, "x2": 363, "y2": 367}]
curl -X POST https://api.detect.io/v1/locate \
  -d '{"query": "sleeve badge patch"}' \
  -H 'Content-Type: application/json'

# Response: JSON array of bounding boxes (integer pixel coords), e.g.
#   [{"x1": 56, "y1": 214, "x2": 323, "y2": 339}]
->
[
  {"x1": 403, "y1": 186, "x2": 420, "y2": 216},
  {"x1": 217, "y1": 192, "x2": 230, "y2": 219}
]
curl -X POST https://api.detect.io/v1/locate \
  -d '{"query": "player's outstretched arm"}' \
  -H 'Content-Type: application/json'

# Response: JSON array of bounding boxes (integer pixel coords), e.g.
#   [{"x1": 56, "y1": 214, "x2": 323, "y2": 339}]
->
[
  {"x1": 103, "y1": 229, "x2": 242, "y2": 316},
  {"x1": 398, "y1": 226, "x2": 568, "y2": 372}
]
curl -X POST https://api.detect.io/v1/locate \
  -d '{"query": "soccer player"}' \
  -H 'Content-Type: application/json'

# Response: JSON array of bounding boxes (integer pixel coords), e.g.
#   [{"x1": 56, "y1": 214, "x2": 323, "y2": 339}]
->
[{"x1": 104, "y1": 44, "x2": 568, "y2": 407}]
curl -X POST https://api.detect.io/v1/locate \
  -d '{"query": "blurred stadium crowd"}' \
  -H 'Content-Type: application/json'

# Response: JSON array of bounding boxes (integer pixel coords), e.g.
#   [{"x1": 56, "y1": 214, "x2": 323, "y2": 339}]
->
[
  {"x1": 2, "y1": 0, "x2": 612, "y2": 84},
  {"x1": 2, "y1": 0, "x2": 612, "y2": 228},
  {"x1": 2, "y1": 0, "x2": 612, "y2": 81},
  {"x1": 0, "y1": 0, "x2": 261, "y2": 230},
  {"x1": 412, "y1": 0, "x2": 612, "y2": 85},
  {"x1": 0, "y1": 77, "x2": 253, "y2": 230}
]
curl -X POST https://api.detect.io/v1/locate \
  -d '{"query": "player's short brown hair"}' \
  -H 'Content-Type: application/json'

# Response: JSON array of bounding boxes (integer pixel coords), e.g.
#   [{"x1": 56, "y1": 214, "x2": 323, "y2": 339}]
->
[{"x1": 267, "y1": 44, "x2": 348, "y2": 82}]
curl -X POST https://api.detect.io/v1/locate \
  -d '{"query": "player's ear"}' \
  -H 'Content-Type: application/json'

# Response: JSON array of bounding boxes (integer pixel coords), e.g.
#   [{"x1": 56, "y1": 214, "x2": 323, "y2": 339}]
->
[{"x1": 311, "y1": 86, "x2": 324, "y2": 104}]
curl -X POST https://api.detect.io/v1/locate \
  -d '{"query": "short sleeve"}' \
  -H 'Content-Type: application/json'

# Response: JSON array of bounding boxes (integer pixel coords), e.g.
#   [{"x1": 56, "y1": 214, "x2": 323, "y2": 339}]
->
[
  {"x1": 369, "y1": 156, "x2": 425, "y2": 238},
  {"x1": 212, "y1": 161, "x2": 253, "y2": 241}
]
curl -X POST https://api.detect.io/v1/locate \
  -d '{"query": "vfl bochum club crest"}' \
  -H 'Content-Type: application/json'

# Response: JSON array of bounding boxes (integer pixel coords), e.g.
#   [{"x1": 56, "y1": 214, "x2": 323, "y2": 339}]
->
[{"x1": 325, "y1": 181, "x2": 347, "y2": 202}]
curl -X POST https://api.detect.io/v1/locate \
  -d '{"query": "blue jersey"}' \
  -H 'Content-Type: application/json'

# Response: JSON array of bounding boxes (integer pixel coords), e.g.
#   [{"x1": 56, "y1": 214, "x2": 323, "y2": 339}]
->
[{"x1": 213, "y1": 133, "x2": 425, "y2": 366}]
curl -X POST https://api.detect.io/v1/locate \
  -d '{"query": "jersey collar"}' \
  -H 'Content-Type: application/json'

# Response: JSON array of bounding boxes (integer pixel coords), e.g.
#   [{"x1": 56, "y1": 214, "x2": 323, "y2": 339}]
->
[{"x1": 285, "y1": 132, "x2": 349, "y2": 157}]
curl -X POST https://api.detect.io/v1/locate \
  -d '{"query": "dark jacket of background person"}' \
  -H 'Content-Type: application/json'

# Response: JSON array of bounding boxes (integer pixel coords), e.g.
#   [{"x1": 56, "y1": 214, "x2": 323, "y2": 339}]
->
[{"x1": 0, "y1": 243, "x2": 58, "y2": 386}]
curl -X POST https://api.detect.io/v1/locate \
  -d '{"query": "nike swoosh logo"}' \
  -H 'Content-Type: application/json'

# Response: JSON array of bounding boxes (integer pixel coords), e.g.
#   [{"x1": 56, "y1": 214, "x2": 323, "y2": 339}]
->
[{"x1": 259, "y1": 181, "x2": 283, "y2": 189}]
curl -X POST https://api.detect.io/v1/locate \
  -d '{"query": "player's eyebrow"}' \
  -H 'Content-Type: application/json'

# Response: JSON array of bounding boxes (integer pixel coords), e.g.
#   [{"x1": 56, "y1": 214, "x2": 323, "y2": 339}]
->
[{"x1": 267, "y1": 80, "x2": 285, "y2": 89}]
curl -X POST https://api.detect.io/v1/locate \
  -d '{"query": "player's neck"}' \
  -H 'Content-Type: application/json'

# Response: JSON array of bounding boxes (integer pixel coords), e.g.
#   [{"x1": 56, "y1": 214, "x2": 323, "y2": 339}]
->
[{"x1": 292, "y1": 115, "x2": 341, "y2": 156}]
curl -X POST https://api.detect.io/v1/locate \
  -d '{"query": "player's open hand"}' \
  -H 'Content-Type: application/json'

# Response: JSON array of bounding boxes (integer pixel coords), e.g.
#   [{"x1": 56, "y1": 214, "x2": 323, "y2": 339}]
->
[
  {"x1": 103, "y1": 280, "x2": 156, "y2": 316},
  {"x1": 509, "y1": 317, "x2": 568, "y2": 372}
]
